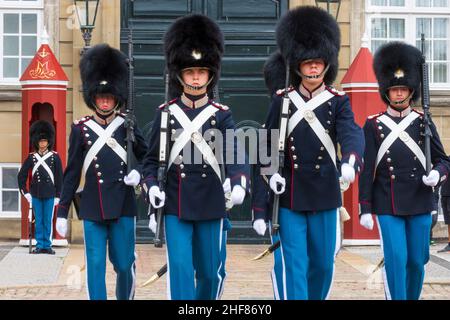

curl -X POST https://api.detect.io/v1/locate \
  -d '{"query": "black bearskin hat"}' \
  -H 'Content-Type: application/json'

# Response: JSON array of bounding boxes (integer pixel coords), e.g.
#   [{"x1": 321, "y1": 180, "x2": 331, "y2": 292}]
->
[
  {"x1": 79, "y1": 43, "x2": 128, "y2": 110},
  {"x1": 263, "y1": 50, "x2": 301, "y2": 95},
  {"x1": 30, "y1": 120, "x2": 55, "y2": 151},
  {"x1": 373, "y1": 41, "x2": 424, "y2": 104},
  {"x1": 164, "y1": 14, "x2": 224, "y2": 99},
  {"x1": 275, "y1": 6, "x2": 340, "y2": 86}
]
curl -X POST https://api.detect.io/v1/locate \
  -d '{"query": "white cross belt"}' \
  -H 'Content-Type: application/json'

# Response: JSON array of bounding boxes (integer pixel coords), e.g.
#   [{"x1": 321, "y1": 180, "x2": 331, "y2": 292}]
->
[
  {"x1": 375, "y1": 112, "x2": 425, "y2": 171},
  {"x1": 82, "y1": 117, "x2": 127, "y2": 175},
  {"x1": 287, "y1": 90, "x2": 337, "y2": 167},
  {"x1": 32, "y1": 152, "x2": 54, "y2": 184},
  {"x1": 168, "y1": 104, "x2": 222, "y2": 181}
]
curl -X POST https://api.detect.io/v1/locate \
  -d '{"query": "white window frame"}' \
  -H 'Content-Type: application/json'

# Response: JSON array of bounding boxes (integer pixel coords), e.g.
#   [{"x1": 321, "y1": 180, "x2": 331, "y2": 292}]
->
[
  {"x1": 0, "y1": 0, "x2": 43, "y2": 85},
  {"x1": 0, "y1": 163, "x2": 21, "y2": 218},
  {"x1": 366, "y1": 0, "x2": 450, "y2": 90}
]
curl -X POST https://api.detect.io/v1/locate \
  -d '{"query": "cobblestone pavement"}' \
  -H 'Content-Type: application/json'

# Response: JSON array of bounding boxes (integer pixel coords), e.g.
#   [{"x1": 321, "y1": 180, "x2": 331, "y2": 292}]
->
[{"x1": 0, "y1": 242, "x2": 449, "y2": 300}]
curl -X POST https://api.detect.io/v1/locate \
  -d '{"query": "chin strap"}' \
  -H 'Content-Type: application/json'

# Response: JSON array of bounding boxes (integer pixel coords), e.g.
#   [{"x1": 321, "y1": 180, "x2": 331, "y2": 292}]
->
[
  {"x1": 296, "y1": 63, "x2": 330, "y2": 80},
  {"x1": 384, "y1": 89, "x2": 415, "y2": 108},
  {"x1": 93, "y1": 102, "x2": 120, "y2": 119},
  {"x1": 176, "y1": 74, "x2": 214, "y2": 92}
]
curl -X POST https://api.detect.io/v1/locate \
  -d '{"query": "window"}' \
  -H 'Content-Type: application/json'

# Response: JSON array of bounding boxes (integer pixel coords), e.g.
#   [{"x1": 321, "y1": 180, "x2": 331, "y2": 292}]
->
[
  {"x1": 0, "y1": 164, "x2": 20, "y2": 218},
  {"x1": 366, "y1": 0, "x2": 450, "y2": 89},
  {"x1": 0, "y1": 0, "x2": 43, "y2": 84}
]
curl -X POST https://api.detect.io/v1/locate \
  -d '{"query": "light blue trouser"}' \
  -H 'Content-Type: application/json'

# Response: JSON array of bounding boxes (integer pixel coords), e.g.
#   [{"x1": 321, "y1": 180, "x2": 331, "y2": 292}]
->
[
  {"x1": 217, "y1": 218, "x2": 231, "y2": 299},
  {"x1": 277, "y1": 207, "x2": 339, "y2": 300},
  {"x1": 83, "y1": 217, "x2": 136, "y2": 300},
  {"x1": 32, "y1": 197, "x2": 54, "y2": 249},
  {"x1": 377, "y1": 213, "x2": 432, "y2": 300},
  {"x1": 165, "y1": 215, "x2": 223, "y2": 300}
]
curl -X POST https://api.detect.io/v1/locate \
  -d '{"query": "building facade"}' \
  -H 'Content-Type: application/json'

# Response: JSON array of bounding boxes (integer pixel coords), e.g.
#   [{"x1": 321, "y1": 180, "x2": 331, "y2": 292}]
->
[{"x1": 0, "y1": 0, "x2": 448, "y2": 242}]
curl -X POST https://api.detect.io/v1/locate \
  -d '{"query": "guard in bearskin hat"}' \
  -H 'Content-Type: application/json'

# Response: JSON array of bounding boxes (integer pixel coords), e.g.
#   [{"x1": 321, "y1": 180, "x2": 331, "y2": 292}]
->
[
  {"x1": 141, "y1": 14, "x2": 249, "y2": 300},
  {"x1": 261, "y1": 6, "x2": 364, "y2": 300},
  {"x1": 359, "y1": 41, "x2": 450, "y2": 300},
  {"x1": 18, "y1": 120, "x2": 63, "y2": 254},
  {"x1": 55, "y1": 44, "x2": 148, "y2": 300}
]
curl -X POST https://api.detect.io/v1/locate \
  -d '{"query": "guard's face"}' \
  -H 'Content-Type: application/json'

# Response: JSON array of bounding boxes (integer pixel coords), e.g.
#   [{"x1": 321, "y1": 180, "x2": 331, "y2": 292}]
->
[
  {"x1": 299, "y1": 59, "x2": 325, "y2": 82},
  {"x1": 95, "y1": 94, "x2": 117, "y2": 112},
  {"x1": 388, "y1": 86, "x2": 411, "y2": 108},
  {"x1": 181, "y1": 67, "x2": 210, "y2": 89},
  {"x1": 38, "y1": 139, "x2": 48, "y2": 150}
]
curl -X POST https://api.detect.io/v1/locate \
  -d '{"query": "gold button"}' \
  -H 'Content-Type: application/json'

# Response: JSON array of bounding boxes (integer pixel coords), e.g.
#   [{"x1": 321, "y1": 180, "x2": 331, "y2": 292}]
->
[
  {"x1": 181, "y1": 173, "x2": 186, "y2": 178},
  {"x1": 380, "y1": 134, "x2": 385, "y2": 138},
  {"x1": 320, "y1": 146, "x2": 325, "y2": 151},
  {"x1": 99, "y1": 179, "x2": 104, "y2": 184},
  {"x1": 202, "y1": 173, "x2": 207, "y2": 178},
  {"x1": 180, "y1": 164, "x2": 184, "y2": 169},
  {"x1": 294, "y1": 164, "x2": 299, "y2": 169},
  {"x1": 315, "y1": 165, "x2": 320, "y2": 170},
  {"x1": 391, "y1": 175, "x2": 395, "y2": 180},
  {"x1": 389, "y1": 167, "x2": 394, "y2": 171},
  {"x1": 387, "y1": 158, "x2": 391, "y2": 163},
  {"x1": 292, "y1": 155, "x2": 297, "y2": 160},
  {"x1": 97, "y1": 172, "x2": 102, "y2": 176},
  {"x1": 291, "y1": 146, "x2": 295, "y2": 151}
]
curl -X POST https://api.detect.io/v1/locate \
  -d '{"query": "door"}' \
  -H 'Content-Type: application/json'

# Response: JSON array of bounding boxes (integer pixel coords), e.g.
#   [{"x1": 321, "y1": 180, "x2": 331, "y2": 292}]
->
[{"x1": 120, "y1": 0, "x2": 288, "y2": 243}]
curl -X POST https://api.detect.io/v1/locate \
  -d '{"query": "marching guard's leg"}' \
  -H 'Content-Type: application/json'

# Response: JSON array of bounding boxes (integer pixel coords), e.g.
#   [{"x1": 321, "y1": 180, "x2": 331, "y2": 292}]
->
[
  {"x1": 306, "y1": 208, "x2": 339, "y2": 300},
  {"x1": 83, "y1": 220, "x2": 108, "y2": 300},
  {"x1": 165, "y1": 215, "x2": 195, "y2": 300},
  {"x1": 43, "y1": 197, "x2": 54, "y2": 250},
  {"x1": 108, "y1": 216, "x2": 136, "y2": 300},
  {"x1": 405, "y1": 213, "x2": 432, "y2": 300},
  {"x1": 193, "y1": 218, "x2": 222, "y2": 300},
  {"x1": 32, "y1": 197, "x2": 44, "y2": 250},
  {"x1": 279, "y1": 207, "x2": 308, "y2": 300},
  {"x1": 269, "y1": 221, "x2": 285, "y2": 300},
  {"x1": 377, "y1": 215, "x2": 408, "y2": 300}
]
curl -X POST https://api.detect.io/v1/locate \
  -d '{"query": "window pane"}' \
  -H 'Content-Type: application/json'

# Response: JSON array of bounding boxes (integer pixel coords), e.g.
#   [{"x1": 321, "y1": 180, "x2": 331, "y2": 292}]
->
[
  {"x1": 372, "y1": 40, "x2": 387, "y2": 54},
  {"x1": 372, "y1": 18, "x2": 387, "y2": 38},
  {"x1": 4, "y1": 36, "x2": 19, "y2": 55},
  {"x1": 433, "y1": 0, "x2": 448, "y2": 6},
  {"x1": 416, "y1": 18, "x2": 432, "y2": 39},
  {"x1": 433, "y1": 62, "x2": 447, "y2": 82},
  {"x1": 22, "y1": 58, "x2": 32, "y2": 73},
  {"x1": 3, "y1": 58, "x2": 19, "y2": 78},
  {"x1": 416, "y1": 0, "x2": 431, "y2": 6},
  {"x1": 434, "y1": 40, "x2": 447, "y2": 60},
  {"x1": 434, "y1": 18, "x2": 448, "y2": 39},
  {"x1": 2, "y1": 168, "x2": 18, "y2": 189},
  {"x1": 390, "y1": 0, "x2": 404, "y2": 5},
  {"x1": 416, "y1": 40, "x2": 431, "y2": 60},
  {"x1": 372, "y1": 0, "x2": 387, "y2": 5},
  {"x1": 2, "y1": 191, "x2": 18, "y2": 212},
  {"x1": 4, "y1": 14, "x2": 19, "y2": 34},
  {"x1": 390, "y1": 19, "x2": 405, "y2": 38},
  {"x1": 22, "y1": 14, "x2": 37, "y2": 34},
  {"x1": 22, "y1": 36, "x2": 37, "y2": 56}
]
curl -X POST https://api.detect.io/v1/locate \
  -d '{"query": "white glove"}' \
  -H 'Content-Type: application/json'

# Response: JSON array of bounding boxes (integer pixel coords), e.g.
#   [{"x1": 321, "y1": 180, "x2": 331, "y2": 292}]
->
[
  {"x1": 341, "y1": 163, "x2": 356, "y2": 184},
  {"x1": 124, "y1": 169, "x2": 141, "y2": 187},
  {"x1": 54, "y1": 198, "x2": 60, "y2": 206},
  {"x1": 222, "y1": 178, "x2": 231, "y2": 194},
  {"x1": 253, "y1": 219, "x2": 267, "y2": 236},
  {"x1": 231, "y1": 185, "x2": 246, "y2": 205},
  {"x1": 360, "y1": 213, "x2": 374, "y2": 230},
  {"x1": 148, "y1": 214, "x2": 157, "y2": 234},
  {"x1": 223, "y1": 178, "x2": 233, "y2": 210},
  {"x1": 269, "y1": 173, "x2": 286, "y2": 195},
  {"x1": 422, "y1": 170, "x2": 440, "y2": 187},
  {"x1": 56, "y1": 217, "x2": 68, "y2": 237},
  {"x1": 149, "y1": 186, "x2": 165, "y2": 209},
  {"x1": 24, "y1": 193, "x2": 32, "y2": 204}
]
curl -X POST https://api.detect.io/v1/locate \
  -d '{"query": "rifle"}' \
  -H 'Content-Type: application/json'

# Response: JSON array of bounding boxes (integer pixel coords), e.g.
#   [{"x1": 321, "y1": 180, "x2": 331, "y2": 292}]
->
[
  {"x1": 420, "y1": 33, "x2": 432, "y2": 174},
  {"x1": 124, "y1": 28, "x2": 136, "y2": 175},
  {"x1": 151, "y1": 71, "x2": 171, "y2": 248},
  {"x1": 271, "y1": 60, "x2": 291, "y2": 235},
  {"x1": 28, "y1": 202, "x2": 34, "y2": 254}
]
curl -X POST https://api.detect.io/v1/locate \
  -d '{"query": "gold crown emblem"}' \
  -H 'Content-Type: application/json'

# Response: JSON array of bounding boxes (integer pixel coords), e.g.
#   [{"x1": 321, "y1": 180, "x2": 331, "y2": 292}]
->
[
  {"x1": 192, "y1": 50, "x2": 202, "y2": 60},
  {"x1": 394, "y1": 69, "x2": 405, "y2": 79},
  {"x1": 37, "y1": 47, "x2": 49, "y2": 58}
]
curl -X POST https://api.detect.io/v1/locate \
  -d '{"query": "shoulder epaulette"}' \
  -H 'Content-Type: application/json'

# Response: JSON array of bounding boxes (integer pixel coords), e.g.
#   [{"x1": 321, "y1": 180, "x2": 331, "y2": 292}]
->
[
  {"x1": 326, "y1": 86, "x2": 346, "y2": 96},
  {"x1": 367, "y1": 112, "x2": 383, "y2": 120},
  {"x1": 211, "y1": 101, "x2": 229, "y2": 111},
  {"x1": 276, "y1": 86, "x2": 295, "y2": 96},
  {"x1": 413, "y1": 109, "x2": 424, "y2": 116},
  {"x1": 73, "y1": 115, "x2": 91, "y2": 125},
  {"x1": 158, "y1": 98, "x2": 178, "y2": 110}
]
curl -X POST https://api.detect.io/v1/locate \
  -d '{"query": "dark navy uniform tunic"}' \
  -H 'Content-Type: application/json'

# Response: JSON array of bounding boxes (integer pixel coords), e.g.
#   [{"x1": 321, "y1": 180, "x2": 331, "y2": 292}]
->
[
  {"x1": 142, "y1": 94, "x2": 250, "y2": 221},
  {"x1": 57, "y1": 113, "x2": 148, "y2": 221},
  {"x1": 359, "y1": 108, "x2": 450, "y2": 216},
  {"x1": 18, "y1": 151, "x2": 63, "y2": 199},
  {"x1": 264, "y1": 84, "x2": 364, "y2": 213}
]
